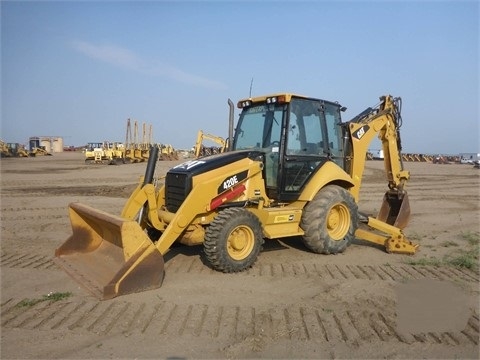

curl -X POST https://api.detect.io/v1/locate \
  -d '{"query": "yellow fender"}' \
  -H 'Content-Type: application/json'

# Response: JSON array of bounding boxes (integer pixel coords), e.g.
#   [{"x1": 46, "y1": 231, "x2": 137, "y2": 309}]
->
[{"x1": 298, "y1": 161, "x2": 355, "y2": 201}]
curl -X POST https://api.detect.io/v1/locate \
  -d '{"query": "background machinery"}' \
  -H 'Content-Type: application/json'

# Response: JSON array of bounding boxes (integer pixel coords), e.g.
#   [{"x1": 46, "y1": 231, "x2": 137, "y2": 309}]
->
[
  {"x1": 1, "y1": 141, "x2": 29, "y2": 157},
  {"x1": 55, "y1": 93, "x2": 416, "y2": 299},
  {"x1": 9, "y1": 143, "x2": 30, "y2": 157},
  {"x1": 124, "y1": 119, "x2": 153, "y2": 163},
  {"x1": 84, "y1": 142, "x2": 104, "y2": 164},
  {"x1": 28, "y1": 138, "x2": 52, "y2": 156},
  {"x1": 84, "y1": 142, "x2": 125, "y2": 165},
  {"x1": 0, "y1": 140, "x2": 10, "y2": 157},
  {"x1": 193, "y1": 130, "x2": 228, "y2": 157},
  {"x1": 159, "y1": 144, "x2": 178, "y2": 160}
]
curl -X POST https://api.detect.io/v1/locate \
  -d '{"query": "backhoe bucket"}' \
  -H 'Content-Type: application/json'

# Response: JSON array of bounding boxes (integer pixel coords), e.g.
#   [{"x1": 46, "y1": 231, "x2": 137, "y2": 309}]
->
[
  {"x1": 54, "y1": 202, "x2": 164, "y2": 300},
  {"x1": 377, "y1": 191, "x2": 410, "y2": 229}
]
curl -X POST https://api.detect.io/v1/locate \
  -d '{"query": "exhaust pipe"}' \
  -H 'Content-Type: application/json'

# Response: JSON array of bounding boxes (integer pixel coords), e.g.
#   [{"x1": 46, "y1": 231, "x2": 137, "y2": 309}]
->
[
  {"x1": 143, "y1": 145, "x2": 158, "y2": 185},
  {"x1": 228, "y1": 99, "x2": 234, "y2": 152},
  {"x1": 137, "y1": 145, "x2": 159, "y2": 223}
]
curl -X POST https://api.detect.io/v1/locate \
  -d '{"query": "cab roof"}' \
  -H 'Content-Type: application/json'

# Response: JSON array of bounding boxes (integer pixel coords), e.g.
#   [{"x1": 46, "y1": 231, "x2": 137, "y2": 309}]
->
[{"x1": 237, "y1": 93, "x2": 342, "y2": 109}]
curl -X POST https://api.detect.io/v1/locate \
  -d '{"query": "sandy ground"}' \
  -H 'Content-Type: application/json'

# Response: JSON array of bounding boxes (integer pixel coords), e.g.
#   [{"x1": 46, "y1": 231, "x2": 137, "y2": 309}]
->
[{"x1": 1, "y1": 152, "x2": 479, "y2": 359}]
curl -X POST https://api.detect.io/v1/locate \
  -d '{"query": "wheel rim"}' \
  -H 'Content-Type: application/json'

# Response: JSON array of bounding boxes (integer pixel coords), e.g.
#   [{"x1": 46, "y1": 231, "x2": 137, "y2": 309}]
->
[
  {"x1": 227, "y1": 225, "x2": 255, "y2": 260},
  {"x1": 326, "y1": 203, "x2": 351, "y2": 240}
]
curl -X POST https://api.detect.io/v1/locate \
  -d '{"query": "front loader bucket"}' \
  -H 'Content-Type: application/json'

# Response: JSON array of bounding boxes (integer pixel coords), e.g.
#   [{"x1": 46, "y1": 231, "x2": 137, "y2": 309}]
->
[
  {"x1": 377, "y1": 191, "x2": 410, "y2": 229},
  {"x1": 54, "y1": 202, "x2": 164, "y2": 300}
]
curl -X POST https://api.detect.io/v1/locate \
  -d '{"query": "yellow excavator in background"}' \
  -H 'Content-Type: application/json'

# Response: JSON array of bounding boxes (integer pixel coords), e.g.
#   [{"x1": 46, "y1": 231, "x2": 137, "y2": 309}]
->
[
  {"x1": 193, "y1": 130, "x2": 228, "y2": 157},
  {"x1": 55, "y1": 93, "x2": 416, "y2": 300}
]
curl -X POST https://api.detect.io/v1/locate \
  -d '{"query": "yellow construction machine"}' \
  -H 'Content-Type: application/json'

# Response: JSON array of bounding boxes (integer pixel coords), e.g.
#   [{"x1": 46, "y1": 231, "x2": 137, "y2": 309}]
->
[
  {"x1": 28, "y1": 138, "x2": 53, "y2": 156},
  {"x1": 104, "y1": 141, "x2": 126, "y2": 164},
  {"x1": 193, "y1": 130, "x2": 228, "y2": 157},
  {"x1": 0, "y1": 141, "x2": 29, "y2": 157},
  {"x1": 159, "y1": 144, "x2": 178, "y2": 160},
  {"x1": 29, "y1": 146, "x2": 52, "y2": 157},
  {"x1": 123, "y1": 119, "x2": 153, "y2": 163},
  {"x1": 84, "y1": 142, "x2": 125, "y2": 165},
  {"x1": 0, "y1": 140, "x2": 10, "y2": 157},
  {"x1": 55, "y1": 94, "x2": 416, "y2": 300},
  {"x1": 10, "y1": 143, "x2": 30, "y2": 157}
]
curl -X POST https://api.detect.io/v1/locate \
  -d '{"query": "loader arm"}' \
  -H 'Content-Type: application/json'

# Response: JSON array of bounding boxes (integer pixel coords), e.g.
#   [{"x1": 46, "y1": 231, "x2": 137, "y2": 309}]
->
[
  {"x1": 120, "y1": 145, "x2": 167, "y2": 231},
  {"x1": 120, "y1": 181, "x2": 166, "y2": 232}
]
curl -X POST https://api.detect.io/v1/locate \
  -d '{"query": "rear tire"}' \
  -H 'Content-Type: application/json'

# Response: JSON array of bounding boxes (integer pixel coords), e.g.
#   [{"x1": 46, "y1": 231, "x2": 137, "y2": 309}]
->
[
  {"x1": 301, "y1": 185, "x2": 358, "y2": 254},
  {"x1": 204, "y1": 207, "x2": 264, "y2": 272}
]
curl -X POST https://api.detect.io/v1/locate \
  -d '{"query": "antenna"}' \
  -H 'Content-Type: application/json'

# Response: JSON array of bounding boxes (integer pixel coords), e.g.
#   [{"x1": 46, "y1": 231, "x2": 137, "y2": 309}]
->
[{"x1": 249, "y1": 78, "x2": 254, "y2": 98}]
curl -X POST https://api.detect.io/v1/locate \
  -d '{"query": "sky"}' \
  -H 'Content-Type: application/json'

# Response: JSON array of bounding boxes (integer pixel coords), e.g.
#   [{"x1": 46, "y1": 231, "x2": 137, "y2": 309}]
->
[{"x1": 1, "y1": 0, "x2": 479, "y2": 154}]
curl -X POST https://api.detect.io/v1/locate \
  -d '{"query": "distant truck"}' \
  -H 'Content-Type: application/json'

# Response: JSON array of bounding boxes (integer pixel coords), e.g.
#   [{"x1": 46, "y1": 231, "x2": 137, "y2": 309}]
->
[
  {"x1": 459, "y1": 153, "x2": 480, "y2": 164},
  {"x1": 372, "y1": 149, "x2": 384, "y2": 160}
]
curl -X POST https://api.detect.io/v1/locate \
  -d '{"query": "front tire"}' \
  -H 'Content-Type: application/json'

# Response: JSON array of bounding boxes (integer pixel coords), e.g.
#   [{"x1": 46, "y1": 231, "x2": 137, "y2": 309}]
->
[
  {"x1": 301, "y1": 185, "x2": 358, "y2": 254},
  {"x1": 204, "y1": 207, "x2": 264, "y2": 272}
]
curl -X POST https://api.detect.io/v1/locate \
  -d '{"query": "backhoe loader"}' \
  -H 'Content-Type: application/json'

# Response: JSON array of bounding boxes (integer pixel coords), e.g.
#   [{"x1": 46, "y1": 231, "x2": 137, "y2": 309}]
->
[{"x1": 55, "y1": 93, "x2": 416, "y2": 300}]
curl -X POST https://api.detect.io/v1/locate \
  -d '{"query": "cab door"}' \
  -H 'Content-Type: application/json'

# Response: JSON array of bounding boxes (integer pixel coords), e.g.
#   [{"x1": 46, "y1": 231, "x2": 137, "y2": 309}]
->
[{"x1": 279, "y1": 98, "x2": 330, "y2": 201}]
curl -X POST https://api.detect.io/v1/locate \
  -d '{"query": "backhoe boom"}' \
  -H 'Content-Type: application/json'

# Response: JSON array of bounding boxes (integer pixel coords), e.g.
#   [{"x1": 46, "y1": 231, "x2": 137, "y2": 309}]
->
[{"x1": 346, "y1": 95, "x2": 415, "y2": 253}]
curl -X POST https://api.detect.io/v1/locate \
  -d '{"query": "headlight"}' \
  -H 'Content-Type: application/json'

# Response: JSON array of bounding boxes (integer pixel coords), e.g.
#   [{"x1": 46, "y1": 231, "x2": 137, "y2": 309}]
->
[
  {"x1": 266, "y1": 95, "x2": 286, "y2": 104},
  {"x1": 237, "y1": 100, "x2": 252, "y2": 108}
]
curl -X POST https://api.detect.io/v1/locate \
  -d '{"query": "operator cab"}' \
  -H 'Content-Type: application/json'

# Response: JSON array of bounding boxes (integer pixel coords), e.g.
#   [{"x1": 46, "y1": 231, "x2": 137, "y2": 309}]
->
[{"x1": 233, "y1": 94, "x2": 345, "y2": 201}]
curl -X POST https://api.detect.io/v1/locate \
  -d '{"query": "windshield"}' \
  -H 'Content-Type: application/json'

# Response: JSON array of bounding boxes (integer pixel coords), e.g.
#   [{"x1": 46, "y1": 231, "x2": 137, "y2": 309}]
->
[{"x1": 234, "y1": 104, "x2": 284, "y2": 150}]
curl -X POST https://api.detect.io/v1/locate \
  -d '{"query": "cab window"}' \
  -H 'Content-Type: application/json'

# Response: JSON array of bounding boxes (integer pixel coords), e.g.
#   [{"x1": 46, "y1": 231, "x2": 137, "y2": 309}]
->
[
  {"x1": 287, "y1": 99, "x2": 324, "y2": 155},
  {"x1": 282, "y1": 98, "x2": 326, "y2": 194},
  {"x1": 324, "y1": 103, "x2": 344, "y2": 167}
]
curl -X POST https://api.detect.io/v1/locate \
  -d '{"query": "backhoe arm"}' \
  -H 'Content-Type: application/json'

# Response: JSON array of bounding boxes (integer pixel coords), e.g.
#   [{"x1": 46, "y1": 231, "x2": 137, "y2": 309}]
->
[
  {"x1": 346, "y1": 95, "x2": 409, "y2": 201},
  {"x1": 346, "y1": 95, "x2": 417, "y2": 254}
]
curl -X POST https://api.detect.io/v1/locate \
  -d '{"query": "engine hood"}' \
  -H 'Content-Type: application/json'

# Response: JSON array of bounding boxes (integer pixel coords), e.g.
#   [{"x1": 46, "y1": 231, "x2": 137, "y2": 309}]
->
[{"x1": 169, "y1": 150, "x2": 264, "y2": 176}]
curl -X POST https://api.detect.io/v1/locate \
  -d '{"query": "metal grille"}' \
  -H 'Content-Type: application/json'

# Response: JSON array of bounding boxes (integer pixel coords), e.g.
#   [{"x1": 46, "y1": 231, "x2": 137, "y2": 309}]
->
[{"x1": 165, "y1": 172, "x2": 190, "y2": 212}]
